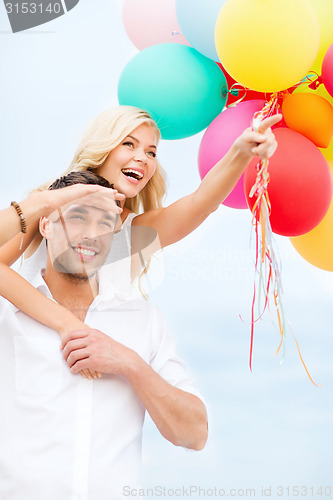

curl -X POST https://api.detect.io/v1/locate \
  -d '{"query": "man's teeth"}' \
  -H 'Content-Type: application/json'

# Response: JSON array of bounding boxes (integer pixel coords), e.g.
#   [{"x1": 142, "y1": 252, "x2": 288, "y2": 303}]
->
[
  {"x1": 74, "y1": 247, "x2": 96, "y2": 256},
  {"x1": 121, "y1": 168, "x2": 144, "y2": 180}
]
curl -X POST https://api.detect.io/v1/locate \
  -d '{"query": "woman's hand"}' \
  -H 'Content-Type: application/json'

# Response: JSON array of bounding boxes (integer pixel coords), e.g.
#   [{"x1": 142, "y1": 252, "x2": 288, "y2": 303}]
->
[
  {"x1": 233, "y1": 113, "x2": 282, "y2": 160},
  {"x1": 38, "y1": 184, "x2": 125, "y2": 217},
  {"x1": 59, "y1": 319, "x2": 102, "y2": 380}
]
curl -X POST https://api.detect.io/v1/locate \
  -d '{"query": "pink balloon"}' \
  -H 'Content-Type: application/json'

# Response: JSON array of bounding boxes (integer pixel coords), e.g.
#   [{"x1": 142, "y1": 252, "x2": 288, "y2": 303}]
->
[
  {"x1": 198, "y1": 100, "x2": 266, "y2": 209},
  {"x1": 122, "y1": 0, "x2": 189, "y2": 51},
  {"x1": 322, "y1": 43, "x2": 333, "y2": 99}
]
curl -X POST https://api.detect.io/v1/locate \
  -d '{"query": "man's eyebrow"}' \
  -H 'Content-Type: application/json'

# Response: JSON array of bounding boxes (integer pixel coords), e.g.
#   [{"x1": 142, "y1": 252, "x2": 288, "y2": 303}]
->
[
  {"x1": 126, "y1": 135, "x2": 157, "y2": 150},
  {"x1": 65, "y1": 205, "x2": 116, "y2": 219},
  {"x1": 66, "y1": 206, "x2": 88, "y2": 215}
]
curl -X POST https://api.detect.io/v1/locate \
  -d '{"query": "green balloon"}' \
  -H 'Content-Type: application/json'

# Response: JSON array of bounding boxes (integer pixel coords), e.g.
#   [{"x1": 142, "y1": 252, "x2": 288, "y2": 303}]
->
[{"x1": 118, "y1": 43, "x2": 227, "y2": 140}]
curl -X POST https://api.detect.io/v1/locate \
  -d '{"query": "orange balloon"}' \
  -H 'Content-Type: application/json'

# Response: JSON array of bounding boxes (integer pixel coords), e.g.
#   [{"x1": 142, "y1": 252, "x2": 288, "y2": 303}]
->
[
  {"x1": 290, "y1": 161, "x2": 333, "y2": 271},
  {"x1": 282, "y1": 92, "x2": 333, "y2": 148},
  {"x1": 293, "y1": 83, "x2": 333, "y2": 159}
]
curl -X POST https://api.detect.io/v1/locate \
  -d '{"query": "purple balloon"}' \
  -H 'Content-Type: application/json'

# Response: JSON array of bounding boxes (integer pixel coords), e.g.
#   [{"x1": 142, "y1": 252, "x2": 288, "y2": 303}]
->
[{"x1": 198, "y1": 99, "x2": 265, "y2": 209}]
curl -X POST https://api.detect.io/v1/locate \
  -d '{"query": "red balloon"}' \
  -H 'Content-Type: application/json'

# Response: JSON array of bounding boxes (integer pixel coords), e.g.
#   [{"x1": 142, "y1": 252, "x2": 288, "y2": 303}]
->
[
  {"x1": 244, "y1": 128, "x2": 333, "y2": 236},
  {"x1": 216, "y1": 62, "x2": 268, "y2": 105}
]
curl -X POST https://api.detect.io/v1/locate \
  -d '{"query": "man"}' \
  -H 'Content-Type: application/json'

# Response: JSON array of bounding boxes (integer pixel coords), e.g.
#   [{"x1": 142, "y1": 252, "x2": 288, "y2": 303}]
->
[{"x1": 0, "y1": 171, "x2": 208, "y2": 500}]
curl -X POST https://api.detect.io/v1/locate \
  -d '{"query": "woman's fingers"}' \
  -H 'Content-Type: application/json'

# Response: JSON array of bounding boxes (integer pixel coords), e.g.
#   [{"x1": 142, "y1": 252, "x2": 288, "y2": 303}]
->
[{"x1": 258, "y1": 113, "x2": 283, "y2": 133}]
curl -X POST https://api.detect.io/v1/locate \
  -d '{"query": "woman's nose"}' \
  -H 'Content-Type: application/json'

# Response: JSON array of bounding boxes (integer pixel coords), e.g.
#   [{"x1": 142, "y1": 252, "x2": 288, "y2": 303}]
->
[{"x1": 133, "y1": 150, "x2": 147, "y2": 163}]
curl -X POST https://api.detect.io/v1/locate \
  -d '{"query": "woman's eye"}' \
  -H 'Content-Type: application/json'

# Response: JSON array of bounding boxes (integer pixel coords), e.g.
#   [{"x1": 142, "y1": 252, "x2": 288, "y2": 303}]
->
[
  {"x1": 123, "y1": 141, "x2": 134, "y2": 148},
  {"x1": 146, "y1": 151, "x2": 156, "y2": 158}
]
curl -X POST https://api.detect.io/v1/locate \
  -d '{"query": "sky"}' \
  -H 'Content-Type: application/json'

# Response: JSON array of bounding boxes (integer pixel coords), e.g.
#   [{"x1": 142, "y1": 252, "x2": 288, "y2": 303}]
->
[{"x1": 1, "y1": 1, "x2": 333, "y2": 499}]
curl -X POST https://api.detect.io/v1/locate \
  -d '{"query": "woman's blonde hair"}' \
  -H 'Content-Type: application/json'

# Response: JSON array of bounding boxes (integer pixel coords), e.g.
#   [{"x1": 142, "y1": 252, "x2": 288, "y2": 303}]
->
[{"x1": 38, "y1": 105, "x2": 167, "y2": 212}]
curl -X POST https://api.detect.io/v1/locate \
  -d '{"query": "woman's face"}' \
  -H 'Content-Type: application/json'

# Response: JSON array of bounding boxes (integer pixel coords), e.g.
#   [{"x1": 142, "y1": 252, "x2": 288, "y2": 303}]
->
[{"x1": 96, "y1": 123, "x2": 158, "y2": 199}]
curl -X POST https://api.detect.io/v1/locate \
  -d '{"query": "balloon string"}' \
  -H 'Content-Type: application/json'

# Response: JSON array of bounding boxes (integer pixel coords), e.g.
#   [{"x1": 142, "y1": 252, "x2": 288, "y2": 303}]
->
[{"x1": 247, "y1": 94, "x2": 317, "y2": 385}]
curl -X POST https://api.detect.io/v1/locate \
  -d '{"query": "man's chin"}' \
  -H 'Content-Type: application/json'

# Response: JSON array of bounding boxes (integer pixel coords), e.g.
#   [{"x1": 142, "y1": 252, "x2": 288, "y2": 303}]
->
[{"x1": 52, "y1": 260, "x2": 100, "y2": 280}]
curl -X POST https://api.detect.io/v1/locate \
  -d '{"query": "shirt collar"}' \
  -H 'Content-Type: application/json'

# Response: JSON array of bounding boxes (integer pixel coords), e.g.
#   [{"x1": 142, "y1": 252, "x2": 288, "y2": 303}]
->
[{"x1": 19, "y1": 268, "x2": 131, "y2": 315}]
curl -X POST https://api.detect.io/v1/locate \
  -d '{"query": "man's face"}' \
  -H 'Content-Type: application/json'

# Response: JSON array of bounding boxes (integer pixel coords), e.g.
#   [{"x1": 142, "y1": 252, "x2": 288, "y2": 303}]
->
[{"x1": 46, "y1": 202, "x2": 116, "y2": 279}]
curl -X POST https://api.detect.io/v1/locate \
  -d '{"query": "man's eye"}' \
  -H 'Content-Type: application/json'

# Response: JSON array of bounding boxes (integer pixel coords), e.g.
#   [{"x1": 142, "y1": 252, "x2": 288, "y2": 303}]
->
[
  {"x1": 68, "y1": 215, "x2": 85, "y2": 221},
  {"x1": 100, "y1": 221, "x2": 113, "y2": 228}
]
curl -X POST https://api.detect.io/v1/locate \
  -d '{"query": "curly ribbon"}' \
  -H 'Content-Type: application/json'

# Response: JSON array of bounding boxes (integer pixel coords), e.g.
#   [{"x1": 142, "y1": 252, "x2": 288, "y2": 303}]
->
[{"x1": 248, "y1": 94, "x2": 318, "y2": 386}]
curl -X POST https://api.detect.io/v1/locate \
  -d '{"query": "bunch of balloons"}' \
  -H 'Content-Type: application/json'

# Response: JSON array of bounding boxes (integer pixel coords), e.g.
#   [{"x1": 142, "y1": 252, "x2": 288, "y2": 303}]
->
[{"x1": 119, "y1": 0, "x2": 333, "y2": 271}]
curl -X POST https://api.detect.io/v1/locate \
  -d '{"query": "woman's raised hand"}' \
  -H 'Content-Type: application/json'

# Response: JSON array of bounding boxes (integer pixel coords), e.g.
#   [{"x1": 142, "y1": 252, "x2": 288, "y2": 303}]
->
[{"x1": 233, "y1": 113, "x2": 282, "y2": 160}]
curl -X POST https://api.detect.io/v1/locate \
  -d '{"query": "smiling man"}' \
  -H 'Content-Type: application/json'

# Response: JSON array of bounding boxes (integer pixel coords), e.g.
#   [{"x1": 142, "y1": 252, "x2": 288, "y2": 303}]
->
[{"x1": 0, "y1": 171, "x2": 208, "y2": 499}]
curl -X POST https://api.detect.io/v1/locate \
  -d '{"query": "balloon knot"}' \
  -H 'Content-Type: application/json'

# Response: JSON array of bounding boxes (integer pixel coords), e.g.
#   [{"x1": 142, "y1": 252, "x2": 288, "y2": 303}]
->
[{"x1": 308, "y1": 75, "x2": 323, "y2": 90}]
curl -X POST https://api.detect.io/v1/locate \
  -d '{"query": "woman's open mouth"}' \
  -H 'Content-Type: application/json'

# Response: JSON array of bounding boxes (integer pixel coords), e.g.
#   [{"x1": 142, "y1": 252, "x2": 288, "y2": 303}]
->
[{"x1": 121, "y1": 168, "x2": 144, "y2": 184}]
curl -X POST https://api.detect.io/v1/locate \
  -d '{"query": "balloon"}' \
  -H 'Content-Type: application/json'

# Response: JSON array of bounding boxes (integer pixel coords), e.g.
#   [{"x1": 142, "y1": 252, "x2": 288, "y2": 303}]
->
[
  {"x1": 122, "y1": 0, "x2": 189, "y2": 51},
  {"x1": 216, "y1": 63, "x2": 268, "y2": 106},
  {"x1": 282, "y1": 92, "x2": 333, "y2": 148},
  {"x1": 293, "y1": 81, "x2": 333, "y2": 160},
  {"x1": 322, "y1": 43, "x2": 333, "y2": 98},
  {"x1": 118, "y1": 44, "x2": 228, "y2": 140},
  {"x1": 176, "y1": 0, "x2": 226, "y2": 61},
  {"x1": 290, "y1": 162, "x2": 333, "y2": 271},
  {"x1": 198, "y1": 100, "x2": 265, "y2": 209},
  {"x1": 215, "y1": 0, "x2": 320, "y2": 92},
  {"x1": 244, "y1": 128, "x2": 332, "y2": 236},
  {"x1": 307, "y1": 0, "x2": 333, "y2": 74}
]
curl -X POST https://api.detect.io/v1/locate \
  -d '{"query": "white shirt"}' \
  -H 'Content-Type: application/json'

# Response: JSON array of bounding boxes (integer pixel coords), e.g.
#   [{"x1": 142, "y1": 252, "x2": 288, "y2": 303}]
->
[{"x1": 0, "y1": 271, "x2": 204, "y2": 500}]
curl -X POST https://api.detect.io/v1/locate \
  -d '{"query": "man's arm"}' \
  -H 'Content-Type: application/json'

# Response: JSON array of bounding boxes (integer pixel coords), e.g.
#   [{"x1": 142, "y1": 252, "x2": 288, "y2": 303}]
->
[{"x1": 61, "y1": 329, "x2": 208, "y2": 451}]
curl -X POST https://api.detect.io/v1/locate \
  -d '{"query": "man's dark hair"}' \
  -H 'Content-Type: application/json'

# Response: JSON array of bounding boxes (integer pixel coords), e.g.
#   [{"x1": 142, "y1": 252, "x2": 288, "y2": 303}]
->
[{"x1": 48, "y1": 170, "x2": 114, "y2": 190}]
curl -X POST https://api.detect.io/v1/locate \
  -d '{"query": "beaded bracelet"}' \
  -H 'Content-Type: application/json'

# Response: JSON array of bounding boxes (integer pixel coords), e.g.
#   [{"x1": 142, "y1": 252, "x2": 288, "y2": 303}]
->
[{"x1": 11, "y1": 201, "x2": 27, "y2": 234}]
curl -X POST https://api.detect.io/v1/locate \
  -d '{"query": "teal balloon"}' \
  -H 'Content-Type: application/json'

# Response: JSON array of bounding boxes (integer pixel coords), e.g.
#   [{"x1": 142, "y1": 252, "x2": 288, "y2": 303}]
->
[
  {"x1": 118, "y1": 43, "x2": 227, "y2": 140},
  {"x1": 176, "y1": 0, "x2": 227, "y2": 61}
]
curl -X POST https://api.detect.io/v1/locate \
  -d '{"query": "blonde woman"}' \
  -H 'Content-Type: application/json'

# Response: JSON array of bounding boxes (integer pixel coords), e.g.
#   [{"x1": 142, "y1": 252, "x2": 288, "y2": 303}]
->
[{"x1": 0, "y1": 105, "x2": 281, "y2": 356}]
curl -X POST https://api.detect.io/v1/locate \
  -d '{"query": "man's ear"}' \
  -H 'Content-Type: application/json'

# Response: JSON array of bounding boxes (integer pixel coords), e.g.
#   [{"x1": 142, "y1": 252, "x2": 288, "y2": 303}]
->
[{"x1": 39, "y1": 217, "x2": 51, "y2": 239}]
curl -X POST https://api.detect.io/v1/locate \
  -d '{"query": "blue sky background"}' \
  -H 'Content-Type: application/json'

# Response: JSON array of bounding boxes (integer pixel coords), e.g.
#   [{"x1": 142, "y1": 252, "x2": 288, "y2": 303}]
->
[{"x1": 1, "y1": 1, "x2": 333, "y2": 498}]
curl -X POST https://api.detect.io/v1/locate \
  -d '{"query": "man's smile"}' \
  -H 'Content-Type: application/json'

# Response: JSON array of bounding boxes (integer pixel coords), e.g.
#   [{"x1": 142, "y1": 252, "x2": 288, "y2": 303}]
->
[{"x1": 72, "y1": 245, "x2": 100, "y2": 261}]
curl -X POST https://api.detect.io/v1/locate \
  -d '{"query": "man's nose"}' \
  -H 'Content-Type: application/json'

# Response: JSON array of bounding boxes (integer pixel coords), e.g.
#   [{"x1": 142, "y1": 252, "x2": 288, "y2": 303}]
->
[{"x1": 80, "y1": 222, "x2": 99, "y2": 241}]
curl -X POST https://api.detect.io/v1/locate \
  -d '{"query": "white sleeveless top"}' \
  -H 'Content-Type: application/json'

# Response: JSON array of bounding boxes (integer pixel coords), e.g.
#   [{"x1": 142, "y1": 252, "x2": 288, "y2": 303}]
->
[{"x1": 19, "y1": 212, "x2": 137, "y2": 300}]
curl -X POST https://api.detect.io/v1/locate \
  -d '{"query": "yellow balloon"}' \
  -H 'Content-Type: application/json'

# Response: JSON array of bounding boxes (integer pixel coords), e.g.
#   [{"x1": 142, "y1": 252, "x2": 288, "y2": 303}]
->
[
  {"x1": 307, "y1": 0, "x2": 333, "y2": 74},
  {"x1": 294, "y1": 83, "x2": 333, "y2": 160},
  {"x1": 290, "y1": 162, "x2": 333, "y2": 271},
  {"x1": 215, "y1": 0, "x2": 320, "y2": 92}
]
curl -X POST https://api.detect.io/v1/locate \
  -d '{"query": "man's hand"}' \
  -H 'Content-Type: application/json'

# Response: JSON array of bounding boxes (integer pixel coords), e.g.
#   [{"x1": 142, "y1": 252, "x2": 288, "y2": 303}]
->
[{"x1": 61, "y1": 329, "x2": 139, "y2": 376}]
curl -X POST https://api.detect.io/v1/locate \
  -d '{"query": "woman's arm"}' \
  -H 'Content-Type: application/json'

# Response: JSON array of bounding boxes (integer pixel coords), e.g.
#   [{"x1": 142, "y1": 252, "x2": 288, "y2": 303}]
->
[
  {"x1": 0, "y1": 182, "x2": 124, "y2": 341},
  {"x1": 0, "y1": 184, "x2": 123, "y2": 255},
  {"x1": 133, "y1": 115, "x2": 282, "y2": 248},
  {"x1": 0, "y1": 263, "x2": 86, "y2": 336}
]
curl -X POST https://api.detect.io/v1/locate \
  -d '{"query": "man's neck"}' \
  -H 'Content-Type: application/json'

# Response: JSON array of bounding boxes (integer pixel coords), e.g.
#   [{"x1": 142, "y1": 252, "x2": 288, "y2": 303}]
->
[{"x1": 43, "y1": 259, "x2": 99, "y2": 322}]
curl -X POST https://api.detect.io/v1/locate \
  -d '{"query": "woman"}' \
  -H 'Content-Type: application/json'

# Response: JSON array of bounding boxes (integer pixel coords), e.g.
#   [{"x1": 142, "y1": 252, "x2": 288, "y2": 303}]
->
[{"x1": 0, "y1": 105, "x2": 281, "y2": 369}]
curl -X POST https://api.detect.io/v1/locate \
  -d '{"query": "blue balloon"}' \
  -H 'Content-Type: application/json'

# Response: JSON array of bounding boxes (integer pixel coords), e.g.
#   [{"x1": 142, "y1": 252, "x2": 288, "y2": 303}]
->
[
  {"x1": 176, "y1": 0, "x2": 227, "y2": 61},
  {"x1": 118, "y1": 43, "x2": 227, "y2": 140}
]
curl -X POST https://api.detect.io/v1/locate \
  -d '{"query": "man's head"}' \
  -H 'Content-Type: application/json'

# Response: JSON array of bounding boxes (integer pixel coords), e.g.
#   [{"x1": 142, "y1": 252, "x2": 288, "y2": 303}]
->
[{"x1": 40, "y1": 171, "x2": 119, "y2": 281}]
